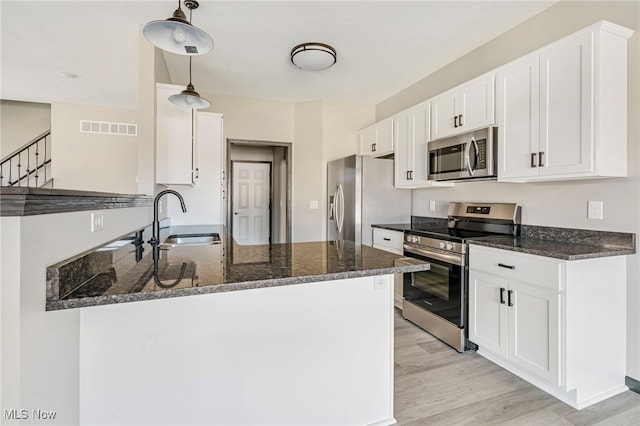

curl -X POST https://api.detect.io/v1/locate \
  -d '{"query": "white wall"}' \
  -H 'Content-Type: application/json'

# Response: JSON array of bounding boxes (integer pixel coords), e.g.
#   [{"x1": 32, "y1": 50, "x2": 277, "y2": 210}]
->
[
  {"x1": 0, "y1": 207, "x2": 152, "y2": 425},
  {"x1": 293, "y1": 101, "x2": 324, "y2": 242},
  {"x1": 50, "y1": 103, "x2": 140, "y2": 193},
  {"x1": 377, "y1": 1, "x2": 640, "y2": 380},
  {"x1": 0, "y1": 100, "x2": 50, "y2": 158}
]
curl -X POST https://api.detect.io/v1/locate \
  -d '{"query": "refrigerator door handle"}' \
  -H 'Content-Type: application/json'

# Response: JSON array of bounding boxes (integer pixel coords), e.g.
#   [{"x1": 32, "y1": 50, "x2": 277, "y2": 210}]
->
[{"x1": 336, "y1": 183, "x2": 345, "y2": 234}]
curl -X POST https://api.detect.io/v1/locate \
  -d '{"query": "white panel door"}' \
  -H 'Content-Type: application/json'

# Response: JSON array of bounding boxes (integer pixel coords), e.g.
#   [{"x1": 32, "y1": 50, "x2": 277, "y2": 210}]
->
[
  {"x1": 539, "y1": 31, "x2": 594, "y2": 176},
  {"x1": 469, "y1": 270, "x2": 509, "y2": 358},
  {"x1": 508, "y1": 279, "x2": 561, "y2": 385},
  {"x1": 232, "y1": 162, "x2": 270, "y2": 245},
  {"x1": 497, "y1": 56, "x2": 540, "y2": 180}
]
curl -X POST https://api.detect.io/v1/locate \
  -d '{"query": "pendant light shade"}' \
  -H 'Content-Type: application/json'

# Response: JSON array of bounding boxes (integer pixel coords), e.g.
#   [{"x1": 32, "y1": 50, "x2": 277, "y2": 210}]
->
[
  {"x1": 143, "y1": 0, "x2": 213, "y2": 55},
  {"x1": 169, "y1": 57, "x2": 211, "y2": 110},
  {"x1": 169, "y1": 83, "x2": 211, "y2": 109}
]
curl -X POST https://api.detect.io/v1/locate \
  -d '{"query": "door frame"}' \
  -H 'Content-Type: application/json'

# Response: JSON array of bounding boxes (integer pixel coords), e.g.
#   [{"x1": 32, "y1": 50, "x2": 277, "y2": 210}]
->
[
  {"x1": 226, "y1": 139, "x2": 292, "y2": 244},
  {"x1": 230, "y1": 160, "x2": 272, "y2": 244}
]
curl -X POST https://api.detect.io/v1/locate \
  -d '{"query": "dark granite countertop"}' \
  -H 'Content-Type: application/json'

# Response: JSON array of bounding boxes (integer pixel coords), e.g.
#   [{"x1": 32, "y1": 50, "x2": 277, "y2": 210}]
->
[
  {"x1": 467, "y1": 236, "x2": 635, "y2": 260},
  {"x1": 0, "y1": 187, "x2": 153, "y2": 216},
  {"x1": 46, "y1": 224, "x2": 429, "y2": 310},
  {"x1": 372, "y1": 220, "x2": 635, "y2": 261}
]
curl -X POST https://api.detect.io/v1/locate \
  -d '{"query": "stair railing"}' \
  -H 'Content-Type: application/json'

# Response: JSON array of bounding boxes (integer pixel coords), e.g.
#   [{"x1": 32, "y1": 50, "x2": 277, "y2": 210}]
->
[{"x1": 0, "y1": 130, "x2": 52, "y2": 187}]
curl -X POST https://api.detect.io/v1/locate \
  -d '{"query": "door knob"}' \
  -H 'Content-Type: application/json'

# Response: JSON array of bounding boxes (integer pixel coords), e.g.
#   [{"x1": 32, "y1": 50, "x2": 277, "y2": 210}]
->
[{"x1": 234, "y1": 212, "x2": 239, "y2": 215}]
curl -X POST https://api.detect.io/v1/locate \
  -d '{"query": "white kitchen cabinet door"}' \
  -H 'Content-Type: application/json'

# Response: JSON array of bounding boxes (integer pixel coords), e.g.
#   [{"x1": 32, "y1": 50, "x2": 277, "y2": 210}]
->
[
  {"x1": 469, "y1": 270, "x2": 509, "y2": 358},
  {"x1": 393, "y1": 109, "x2": 413, "y2": 188},
  {"x1": 498, "y1": 21, "x2": 631, "y2": 182},
  {"x1": 195, "y1": 112, "x2": 224, "y2": 224},
  {"x1": 156, "y1": 83, "x2": 197, "y2": 185},
  {"x1": 508, "y1": 279, "x2": 561, "y2": 386},
  {"x1": 359, "y1": 117, "x2": 394, "y2": 158},
  {"x1": 394, "y1": 102, "x2": 451, "y2": 189},
  {"x1": 431, "y1": 74, "x2": 494, "y2": 140},
  {"x1": 497, "y1": 56, "x2": 540, "y2": 180},
  {"x1": 539, "y1": 31, "x2": 594, "y2": 177}
]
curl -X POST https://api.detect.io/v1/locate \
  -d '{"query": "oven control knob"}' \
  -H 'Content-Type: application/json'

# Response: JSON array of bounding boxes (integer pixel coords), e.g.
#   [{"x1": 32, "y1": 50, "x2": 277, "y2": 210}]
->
[
  {"x1": 412, "y1": 236, "x2": 418, "y2": 243},
  {"x1": 439, "y1": 242, "x2": 446, "y2": 249},
  {"x1": 446, "y1": 243, "x2": 454, "y2": 251}
]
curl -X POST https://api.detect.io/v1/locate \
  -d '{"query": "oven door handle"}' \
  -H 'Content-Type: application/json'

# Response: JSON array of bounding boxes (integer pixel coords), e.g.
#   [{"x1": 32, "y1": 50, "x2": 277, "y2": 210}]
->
[{"x1": 403, "y1": 244, "x2": 464, "y2": 266}]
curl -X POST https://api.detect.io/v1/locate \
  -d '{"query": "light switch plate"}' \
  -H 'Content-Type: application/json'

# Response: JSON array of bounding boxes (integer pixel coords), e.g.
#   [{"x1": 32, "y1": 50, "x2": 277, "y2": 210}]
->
[
  {"x1": 309, "y1": 200, "x2": 319, "y2": 210},
  {"x1": 429, "y1": 200, "x2": 436, "y2": 211},
  {"x1": 587, "y1": 201, "x2": 603, "y2": 220},
  {"x1": 91, "y1": 213, "x2": 104, "y2": 232}
]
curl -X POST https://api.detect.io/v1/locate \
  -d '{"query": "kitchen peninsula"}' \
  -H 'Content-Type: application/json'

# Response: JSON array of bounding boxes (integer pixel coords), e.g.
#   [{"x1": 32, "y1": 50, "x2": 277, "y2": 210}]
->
[{"x1": 2, "y1": 189, "x2": 429, "y2": 426}]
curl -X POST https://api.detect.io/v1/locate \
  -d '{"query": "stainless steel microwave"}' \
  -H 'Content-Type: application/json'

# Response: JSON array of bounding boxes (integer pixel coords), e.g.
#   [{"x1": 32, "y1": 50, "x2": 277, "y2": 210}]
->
[{"x1": 427, "y1": 126, "x2": 497, "y2": 181}]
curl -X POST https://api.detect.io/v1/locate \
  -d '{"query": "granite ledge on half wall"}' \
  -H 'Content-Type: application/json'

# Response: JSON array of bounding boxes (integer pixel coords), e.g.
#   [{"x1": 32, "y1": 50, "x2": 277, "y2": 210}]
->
[{"x1": 0, "y1": 187, "x2": 153, "y2": 216}]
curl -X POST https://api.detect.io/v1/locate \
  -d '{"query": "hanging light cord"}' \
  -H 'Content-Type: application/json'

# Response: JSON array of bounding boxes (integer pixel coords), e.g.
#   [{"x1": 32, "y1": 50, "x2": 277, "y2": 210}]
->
[{"x1": 188, "y1": 57, "x2": 193, "y2": 86}]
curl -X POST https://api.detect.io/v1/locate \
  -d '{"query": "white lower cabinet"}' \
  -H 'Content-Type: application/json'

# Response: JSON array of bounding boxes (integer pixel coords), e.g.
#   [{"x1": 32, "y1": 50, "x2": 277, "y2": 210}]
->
[
  {"x1": 470, "y1": 270, "x2": 560, "y2": 385},
  {"x1": 469, "y1": 244, "x2": 628, "y2": 409},
  {"x1": 372, "y1": 228, "x2": 404, "y2": 309}
]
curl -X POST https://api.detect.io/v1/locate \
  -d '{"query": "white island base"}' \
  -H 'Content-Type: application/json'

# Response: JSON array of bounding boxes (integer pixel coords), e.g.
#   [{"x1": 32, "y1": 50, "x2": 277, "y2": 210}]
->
[{"x1": 79, "y1": 275, "x2": 395, "y2": 425}]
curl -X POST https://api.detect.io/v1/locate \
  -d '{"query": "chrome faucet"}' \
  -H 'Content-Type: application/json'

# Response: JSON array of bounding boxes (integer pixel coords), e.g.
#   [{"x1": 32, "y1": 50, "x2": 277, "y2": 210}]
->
[{"x1": 148, "y1": 189, "x2": 187, "y2": 247}]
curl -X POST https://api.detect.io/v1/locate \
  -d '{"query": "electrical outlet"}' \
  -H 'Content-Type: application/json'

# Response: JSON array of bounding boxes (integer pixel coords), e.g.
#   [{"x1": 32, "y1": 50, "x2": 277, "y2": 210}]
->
[
  {"x1": 309, "y1": 200, "x2": 319, "y2": 210},
  {"x1": 91, "y1": 213, "x2": 104, "y2": 232},
  {"x1": 429, "y1": 200, "x2": 436, "y2": 211},
  {"x1": 587, "y1": 201, "x2": 603, "y2": 220},
  {"x1": 374, "y1": 276, "x2": 387, "y2": 290}
]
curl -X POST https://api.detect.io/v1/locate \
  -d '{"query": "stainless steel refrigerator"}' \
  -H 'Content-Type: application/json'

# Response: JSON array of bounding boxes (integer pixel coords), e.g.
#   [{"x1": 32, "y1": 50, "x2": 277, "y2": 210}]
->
[{"x1": 327, "y1": 155, "x2": 411, "y2": 245}]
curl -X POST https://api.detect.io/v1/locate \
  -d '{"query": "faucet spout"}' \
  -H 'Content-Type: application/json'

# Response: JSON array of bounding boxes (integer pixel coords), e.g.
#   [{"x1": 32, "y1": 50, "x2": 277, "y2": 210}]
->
[{"x1": 149, "y1": 189, "x2": 188, "y2": 246}]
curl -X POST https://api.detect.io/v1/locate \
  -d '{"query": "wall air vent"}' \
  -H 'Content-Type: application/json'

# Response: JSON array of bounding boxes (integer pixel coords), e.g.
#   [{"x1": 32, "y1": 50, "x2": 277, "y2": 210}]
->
[{"x1": 80, "y1": 120, "x2": 138, "y2": 137}]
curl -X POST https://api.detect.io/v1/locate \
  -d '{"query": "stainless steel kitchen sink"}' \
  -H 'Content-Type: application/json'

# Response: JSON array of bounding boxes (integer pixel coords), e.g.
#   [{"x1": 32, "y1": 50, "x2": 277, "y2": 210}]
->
[{"x1": 161, "y1": 233, "x2": 221, "y2": 247}]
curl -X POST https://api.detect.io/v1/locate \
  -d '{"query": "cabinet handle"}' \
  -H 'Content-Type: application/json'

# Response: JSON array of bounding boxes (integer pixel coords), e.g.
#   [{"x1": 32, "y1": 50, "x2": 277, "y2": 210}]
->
[
  {"x1": 507, "y1": 290, "x2": 514, "y2": 307},
  {"x1": 498, "y1": 263, "x2": 515, "y2": 270},
  {"x1": 222, "y1": 190, "x2": 225, "y2": 199},
  {"x1": 406, "y1": 171, "x2": 411, "y2": 180},
  {"x1": 195, "y1": 168, "x2": 200, "y2": 179},
  {"x1": 500, "y1": 287, "x2": 506, "y2": 304},
  {"x1": 372, "y1": 143, "x2": 377, "y2": 152},
  {"x1": 458, "y1": 114, "x2": 463, "y2": 127},
  {"x1": 539, "y1": 151, "x2": 545, "y2": 167},
  {"x1": 530, "y1": 153, "x2": 537, "y2": 168},
  {"x1": 454, "y1": 115, "x2": 458, "y2": 128},
  {"x1": 383, "y1": 237, "x2": 391, "y2": 241},
  {"x1": 409, "y1": 171, "x2": 413, "y2": 180}
]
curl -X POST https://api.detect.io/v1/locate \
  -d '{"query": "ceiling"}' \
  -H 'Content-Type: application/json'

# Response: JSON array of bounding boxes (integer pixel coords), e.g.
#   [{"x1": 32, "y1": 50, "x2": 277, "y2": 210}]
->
[{"x1": 1, "y1": 1, "x2": 556, "y2": 109}]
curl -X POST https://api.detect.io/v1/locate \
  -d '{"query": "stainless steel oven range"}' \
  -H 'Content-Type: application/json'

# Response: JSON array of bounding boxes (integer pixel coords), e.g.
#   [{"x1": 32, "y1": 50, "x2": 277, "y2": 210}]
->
[{"x1": 402, "y1": 202, "x2": 521, "y2": 352}]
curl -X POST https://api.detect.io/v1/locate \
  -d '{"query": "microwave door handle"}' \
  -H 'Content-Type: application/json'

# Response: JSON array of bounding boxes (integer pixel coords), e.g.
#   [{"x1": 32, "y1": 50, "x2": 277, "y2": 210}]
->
[
  {"x1": 471, "y1": 137, "x2": 479, "y2": 171},
  {"x1": 464, "y1": 138, "x2": 474, "y2": 176}
]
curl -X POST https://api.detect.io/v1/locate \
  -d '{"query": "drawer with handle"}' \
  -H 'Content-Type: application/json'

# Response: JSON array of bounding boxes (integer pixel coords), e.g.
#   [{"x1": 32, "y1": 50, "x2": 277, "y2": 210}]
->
[
  {"x1": 469, "y1": 244, "x2": 563, "y2": 291},
  {"x1": 373, "y1": 228, "x2": 404, "y2": 253}
]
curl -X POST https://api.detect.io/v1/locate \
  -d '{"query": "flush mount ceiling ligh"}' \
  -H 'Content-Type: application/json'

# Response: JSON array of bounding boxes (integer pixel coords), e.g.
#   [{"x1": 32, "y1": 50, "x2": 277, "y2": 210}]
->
[
  {"x1": 290, "y1": 42, "x2": 337, "y2": 71},
  {"x1": 143, "y1": 0, "x2": 213, "y2": 55}
]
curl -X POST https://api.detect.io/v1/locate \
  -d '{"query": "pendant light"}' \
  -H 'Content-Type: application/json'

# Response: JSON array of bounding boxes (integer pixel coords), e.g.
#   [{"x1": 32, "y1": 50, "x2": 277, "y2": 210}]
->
[
  {"x1": 169, "y1": 56, "x2": 211, "y2": 109},
  {"x1": 143, "y1": 0, "x2": 213, "y2": 56}
]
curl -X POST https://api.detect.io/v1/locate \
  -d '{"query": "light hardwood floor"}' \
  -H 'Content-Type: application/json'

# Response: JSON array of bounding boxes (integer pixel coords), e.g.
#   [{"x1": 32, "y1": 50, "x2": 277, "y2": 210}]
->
[{"x1": 393, "y1": 309, "x2": 640, "y2": 425}]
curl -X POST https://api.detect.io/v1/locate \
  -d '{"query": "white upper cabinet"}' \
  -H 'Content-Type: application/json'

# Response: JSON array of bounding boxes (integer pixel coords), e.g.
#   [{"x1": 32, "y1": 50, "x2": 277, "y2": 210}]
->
[
  {"x1": 430, "y1": 74, "x2": 495, "y2": 140},
  {"x1": 394, "y1": 102, "x2": 453, "y2": 189},
  {"x1": 359, "y1": 117, "x2": 394, "y2": 157},
  {"x1": 156, "y1": 83, "x2": 197, "y2": 186},
  {"x1": 498, "y1": 21, "x2": 633, "y2": 182}
]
